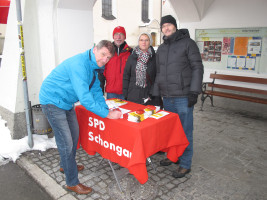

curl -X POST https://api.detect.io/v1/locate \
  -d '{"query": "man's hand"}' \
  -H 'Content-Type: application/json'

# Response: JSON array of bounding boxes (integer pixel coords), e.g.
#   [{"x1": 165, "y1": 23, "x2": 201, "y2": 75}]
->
[
  {"x1": 107, "y1": 110, "x2": 122, "y2": 119},
  {"x1": 188, "y1": 92, "x2": 198, "y2": 107}
]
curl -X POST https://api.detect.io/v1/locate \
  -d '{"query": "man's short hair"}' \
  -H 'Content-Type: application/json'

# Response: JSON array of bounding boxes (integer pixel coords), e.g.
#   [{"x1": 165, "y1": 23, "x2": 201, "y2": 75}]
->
[{"x1": 96, "y1": 40, "x2": 115, "y2": 57}]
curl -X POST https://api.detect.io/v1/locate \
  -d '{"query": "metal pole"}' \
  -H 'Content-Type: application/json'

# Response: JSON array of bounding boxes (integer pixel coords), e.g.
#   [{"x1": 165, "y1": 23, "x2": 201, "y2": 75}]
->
[{"x1": 15, "y1": 0, "x2": 33, "y2": 148}]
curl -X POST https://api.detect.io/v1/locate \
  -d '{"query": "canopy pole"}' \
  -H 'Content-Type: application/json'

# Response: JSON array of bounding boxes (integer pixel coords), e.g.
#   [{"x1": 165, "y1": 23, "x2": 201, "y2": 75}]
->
[{"x1": 15, "y1": 0, "x2": 33, "y2": 148}]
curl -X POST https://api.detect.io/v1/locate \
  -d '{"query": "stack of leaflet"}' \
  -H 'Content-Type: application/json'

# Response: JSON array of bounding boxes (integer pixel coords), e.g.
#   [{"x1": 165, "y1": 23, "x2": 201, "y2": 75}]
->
[
  {"x1": 127, "y1": 106, "x2": 160, "y2": 123},
  {"x1": 106, "y1": 99, "x2": 127, "y2": 109}
]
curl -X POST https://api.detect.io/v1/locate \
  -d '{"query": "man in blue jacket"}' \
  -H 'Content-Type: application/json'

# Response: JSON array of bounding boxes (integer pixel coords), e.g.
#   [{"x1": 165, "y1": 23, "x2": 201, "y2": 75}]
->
[
  {"x1": 39, "y1": 40, "x2": 121, "y2": 194},
  {"x1": 153, "y1": 15, "x2": 204, "y2": 178}
]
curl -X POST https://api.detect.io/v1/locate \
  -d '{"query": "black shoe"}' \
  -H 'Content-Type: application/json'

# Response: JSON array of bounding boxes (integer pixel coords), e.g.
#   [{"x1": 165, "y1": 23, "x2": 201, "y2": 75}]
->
[
  {"x1": 160, "y1": 158, "x2": 180, "y2": 166},
  {"x1": 172, "y1": 166, "x2": 191, "y2": 178}
]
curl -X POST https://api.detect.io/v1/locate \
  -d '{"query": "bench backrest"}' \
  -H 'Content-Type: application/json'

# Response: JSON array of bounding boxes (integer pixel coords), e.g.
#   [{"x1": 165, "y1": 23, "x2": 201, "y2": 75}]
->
[{"x1": 210, "y1": 74, "x2": 267, "y2": 84}]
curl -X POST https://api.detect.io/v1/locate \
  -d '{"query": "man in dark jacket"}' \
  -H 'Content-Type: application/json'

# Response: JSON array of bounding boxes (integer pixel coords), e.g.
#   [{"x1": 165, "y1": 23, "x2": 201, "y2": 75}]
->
[{"x1": 153, "y1": 15, "x2": 204, "y2": 178}]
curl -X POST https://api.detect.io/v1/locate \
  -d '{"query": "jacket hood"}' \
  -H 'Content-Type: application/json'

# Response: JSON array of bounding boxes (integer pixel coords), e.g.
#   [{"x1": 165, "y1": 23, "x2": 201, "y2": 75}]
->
[{"x1": 163, "y1": 29, "x2": 190, "y2": 44}]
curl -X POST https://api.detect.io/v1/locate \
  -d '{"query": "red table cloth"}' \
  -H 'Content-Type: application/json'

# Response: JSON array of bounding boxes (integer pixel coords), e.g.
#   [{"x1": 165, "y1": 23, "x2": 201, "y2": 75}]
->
[{"x1": 75, "y1": 101, "x2": 189, "y2": 184}]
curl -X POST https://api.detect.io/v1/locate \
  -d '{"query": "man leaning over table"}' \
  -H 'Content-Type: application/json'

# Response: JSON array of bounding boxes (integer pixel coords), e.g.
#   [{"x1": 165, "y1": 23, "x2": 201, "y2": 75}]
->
[
  {"x1": 39, "y1": 40, "x2": 122, "y2": 195},
  {"x1": 153, "y1": 15, "x2": 204, "y2": 178}
]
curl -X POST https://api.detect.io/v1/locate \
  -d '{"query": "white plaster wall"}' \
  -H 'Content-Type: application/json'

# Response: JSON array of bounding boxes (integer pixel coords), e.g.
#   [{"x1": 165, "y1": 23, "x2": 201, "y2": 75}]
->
[
  {"x1": 93, "y1": 0, "x2": 140, "y2": 47},
  {"x1": 20, "y1": 0, "x2": 55, "y2": 110},
  {"x1": 0, "y1": 24, "x2": 7, "y2": 54},
  {"x1": 34, "y1": 0, "x2": 57, "y2": 79},
  {"x1": 57, "y1": 8, "x2": 94, "y2": 63},
  {"x1": 0, "y1": 24, "x2": 7, "y2": 37},
  {"x1": 0, "y1": 0, "x2": 56, "y2": 113},
  {"x1": 162, "y1": 0, "x2": 179, "y2": 27},
  {"x1": 0, "y1": 0, "x2": 21, "y2": 112},
  {"x1": 93, "y1": 0, "x2": 161, "y2": 48},
  {"x1": 0, "y1": 0, "x2": 96, "y2": 113},
  {"x1": 176, "y1": 0, "x2": 267, "y2": 82},
  {"x1": 180, "y1": 0, "x2": 267, "y2": 41}
]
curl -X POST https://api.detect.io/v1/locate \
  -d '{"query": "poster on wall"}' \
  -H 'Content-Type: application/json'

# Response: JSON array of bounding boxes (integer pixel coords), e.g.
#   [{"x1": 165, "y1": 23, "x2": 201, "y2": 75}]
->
[
  {"x1": 234, "y1": 37, "x2": 249, "y2": 56},
  {"x1": 247, "y1": 37, "x2": 262, "y2": 56},
  {"x1": 227, "y1": 55, "x2": 256, "y2": 70},
  {"x1": 245, "y1": 56, "x2": 256, "y2": 70},
  {"x1": 222, "y1": 37, "x2": 234, "y2": 55},
  {"x1": 201, "y1": 41, "x2": 222, "y2": 62},
  {"x1": 195, "y1": 27, "x2": 267, "y2": 74},
  {"x1": 227, "y1": 56, "x2": 237, "y2": 68},
  {"x1": 236, "y1": 56, "x2": 246, "y2": 68}
]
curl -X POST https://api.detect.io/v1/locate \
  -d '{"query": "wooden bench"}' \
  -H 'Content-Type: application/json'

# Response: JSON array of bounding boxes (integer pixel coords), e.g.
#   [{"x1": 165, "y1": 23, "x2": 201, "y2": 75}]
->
[{"x1": 200, "y1": 72, "x2": 267, "y2": 110}]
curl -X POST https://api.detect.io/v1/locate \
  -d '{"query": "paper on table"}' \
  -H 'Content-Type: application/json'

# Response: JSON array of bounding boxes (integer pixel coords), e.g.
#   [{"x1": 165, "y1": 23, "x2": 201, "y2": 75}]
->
[
  {"x1": 118, "y1": 108, "x2": 131, "y2": 115},
  {"x1": 106, "y1": 99, "x2": 127, "y2": 109},
  {"x1": 149, "y1": 111, "x2": 170, "y2": 119}
]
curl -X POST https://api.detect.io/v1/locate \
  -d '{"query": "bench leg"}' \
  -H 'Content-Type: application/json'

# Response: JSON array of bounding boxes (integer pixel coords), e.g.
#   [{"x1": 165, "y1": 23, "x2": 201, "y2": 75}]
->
[
  {"x1": 200, "y1": 92, "x2": 206, "y2": 111},
  {"x1": 210, "y1": 95, "x2": 214, "y2": 107},
  {"x1": 200, "y1": 100, "x2": 204, "y2": 111},
  {"x1": 201, "y1": 93, "x2": 214, "y2": 111}
]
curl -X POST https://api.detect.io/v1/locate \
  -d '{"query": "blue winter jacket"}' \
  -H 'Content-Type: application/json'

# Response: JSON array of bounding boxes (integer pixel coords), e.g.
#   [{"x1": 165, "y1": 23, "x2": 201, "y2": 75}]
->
[{"x1": 39, "y1": 48, "x2": 109, "y2": 118}]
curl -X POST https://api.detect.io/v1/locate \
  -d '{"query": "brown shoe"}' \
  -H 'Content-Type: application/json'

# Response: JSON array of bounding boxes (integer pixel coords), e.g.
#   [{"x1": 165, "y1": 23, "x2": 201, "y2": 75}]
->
[
  {"x1": 172, "y1": 166, "x2": 191, "y2": 178},
  {"x1": 60, "y1": 165, "x2": 84, "y2": 174},
  {"x1": 66, "y1": 183, "x2": 92, "y2": 194}
]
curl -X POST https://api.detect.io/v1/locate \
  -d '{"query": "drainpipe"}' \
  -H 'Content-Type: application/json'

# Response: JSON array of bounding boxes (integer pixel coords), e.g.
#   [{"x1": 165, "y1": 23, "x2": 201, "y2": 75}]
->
[{"x1": 15, "y1": 0, "x2": 33, "y2": 148}]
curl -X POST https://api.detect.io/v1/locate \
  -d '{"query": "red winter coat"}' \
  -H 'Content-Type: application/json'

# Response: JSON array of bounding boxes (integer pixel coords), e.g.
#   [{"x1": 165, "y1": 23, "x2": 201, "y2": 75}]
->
[{"x1": 103, "y1": 42, "x2": 132, "y2": 94}]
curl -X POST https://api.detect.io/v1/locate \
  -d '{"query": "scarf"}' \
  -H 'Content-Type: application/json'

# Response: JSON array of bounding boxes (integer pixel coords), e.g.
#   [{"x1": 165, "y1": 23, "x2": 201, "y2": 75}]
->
[{"x1": 134, "y1": 46, "x2": 152, "y2": 88}]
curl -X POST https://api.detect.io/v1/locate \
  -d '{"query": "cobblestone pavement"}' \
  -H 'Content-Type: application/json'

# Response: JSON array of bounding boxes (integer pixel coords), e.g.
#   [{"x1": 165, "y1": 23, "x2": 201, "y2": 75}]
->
[{"x1": 20, "y1": 104, "x2": 267, "y2": 200}]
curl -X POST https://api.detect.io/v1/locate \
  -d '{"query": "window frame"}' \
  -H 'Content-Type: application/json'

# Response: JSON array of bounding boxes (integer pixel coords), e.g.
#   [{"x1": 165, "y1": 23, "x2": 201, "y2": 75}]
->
[
  {"x1": 142, "y1": 0, "x2": 150, "y2": 23},
  {"x1": 102, "y1": 0, "x2": 116, "y2": 20}
]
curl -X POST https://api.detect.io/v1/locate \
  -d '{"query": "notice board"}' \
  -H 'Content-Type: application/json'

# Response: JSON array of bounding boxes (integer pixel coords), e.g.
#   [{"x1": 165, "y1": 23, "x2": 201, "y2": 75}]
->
[{"x1": 195, "y1": 27, "x2": 267, "y2": 74}]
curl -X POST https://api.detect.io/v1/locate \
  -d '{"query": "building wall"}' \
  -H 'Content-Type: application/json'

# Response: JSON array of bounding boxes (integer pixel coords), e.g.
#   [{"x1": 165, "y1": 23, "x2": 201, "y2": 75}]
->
[
  {"x1": 0, "y1": 0, "x2": 96, "y2": 139},
  {"x1": 181, "y1": 0, "x2": 267, "y2": 40},
  {"x1": 1, "y1": 0, "x2": 266, "y2": 139},
  {"x1": 93, "y1": 0, "x2": 162, "y2": 48},
  {"x1": 0, "y1": 0, "x2": 20, "y2": 113},
  {"x1": 172, "y1": 0, "x2": 267, "y2": 116},
  {"x1": 0, "y1": 24, "x2": 7, "y2": 55},
  {"x1": 177, "y1": 0, "x2": 267, "y2": 80},
  {"x1": 162, "y1": 0, "x2": 178, "y2": 25}
]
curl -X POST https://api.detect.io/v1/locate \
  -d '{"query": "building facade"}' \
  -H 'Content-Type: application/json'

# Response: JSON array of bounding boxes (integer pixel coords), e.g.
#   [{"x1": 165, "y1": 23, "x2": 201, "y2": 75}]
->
[
  {"x1": 0, "y1": 0, "x2": 267, "y2": 140},
  {"x1": 93, "y1": 0, "x2": 162, "y2": 48}
]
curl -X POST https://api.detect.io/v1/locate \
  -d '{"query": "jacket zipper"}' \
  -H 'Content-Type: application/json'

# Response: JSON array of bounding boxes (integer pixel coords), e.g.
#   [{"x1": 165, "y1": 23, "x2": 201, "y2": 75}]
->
[
  {"x1": 120, "y1": 57, "x2": 122, "y2": 73},
  {"x1": 165, "y1": 44, "x2": 170, "y2": 96}
]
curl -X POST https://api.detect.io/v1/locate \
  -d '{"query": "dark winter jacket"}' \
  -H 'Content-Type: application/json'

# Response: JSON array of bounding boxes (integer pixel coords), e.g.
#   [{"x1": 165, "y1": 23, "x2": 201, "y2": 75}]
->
[
  {"x1": 153, "y1": 29, "x2": 203, "y2": 97},
  {"x1": 123, "y1": 46, "x2": 160, "y2": 105},
  {"x1": 99, "y1": 42, "x2": 132, "y2": 95}
]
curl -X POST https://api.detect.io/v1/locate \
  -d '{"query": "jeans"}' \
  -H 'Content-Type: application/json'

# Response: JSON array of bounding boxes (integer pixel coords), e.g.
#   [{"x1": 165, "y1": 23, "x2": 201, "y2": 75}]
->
[
  {"x1": 107, "y1": 93, "x2": 125, "y2": 100},
  {"x1": 163, "y1": 97, "x2": 194, "y2": 169},
  {"x1": 41, "y1": 104, "x2": 79, "y2": 186}
]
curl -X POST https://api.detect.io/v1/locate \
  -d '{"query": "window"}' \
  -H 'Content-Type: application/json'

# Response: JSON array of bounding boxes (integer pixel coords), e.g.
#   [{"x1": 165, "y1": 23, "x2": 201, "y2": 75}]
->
[
  {"x1": 151, "y1": 32, "x2": 156, "y2": 46},
  {"x1": 142, "y1": 0, "x2": 150, "y2": 23},
  {"x1": 102, "y1": 0, "x2": 115, "y2": 20}
]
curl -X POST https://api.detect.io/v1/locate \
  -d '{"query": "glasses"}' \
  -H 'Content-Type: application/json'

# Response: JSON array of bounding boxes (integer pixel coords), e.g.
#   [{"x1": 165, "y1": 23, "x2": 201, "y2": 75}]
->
[
  {"x1": 114, "y1": 33, "x2": 125, "y2": 37},
  {"x1": 139, "y1": 39, "x2": 150, "y2": 42}
]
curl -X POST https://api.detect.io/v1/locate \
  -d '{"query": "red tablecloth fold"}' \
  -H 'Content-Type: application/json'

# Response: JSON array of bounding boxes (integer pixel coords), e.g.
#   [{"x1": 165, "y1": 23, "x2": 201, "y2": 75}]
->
[{"x1": 75, "y1": 101, "x2": 189, "y2": 184}]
